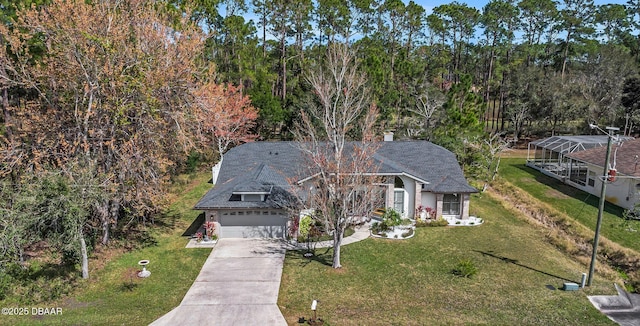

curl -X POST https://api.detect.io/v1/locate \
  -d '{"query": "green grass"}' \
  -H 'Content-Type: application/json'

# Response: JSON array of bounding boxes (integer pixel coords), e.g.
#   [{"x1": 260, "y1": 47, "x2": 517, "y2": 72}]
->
[
  {"x1": 278, "y1": 193, "x2": 616, "y2": 325},
  {"x1": 2, "y1": 161, "x2": 631, "y2": 325},
  {"x1": 1, "y1": 171, "x2": 213, "y2": 326},
  {"x1": 500, "y1": 158, "x2": 640, "y2": 253}
]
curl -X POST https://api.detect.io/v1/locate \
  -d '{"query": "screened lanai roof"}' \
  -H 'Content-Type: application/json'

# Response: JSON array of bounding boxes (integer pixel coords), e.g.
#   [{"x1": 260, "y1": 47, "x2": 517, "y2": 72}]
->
[{"x1": 529, "y1": 135, "x2": 630, "y2": 154}]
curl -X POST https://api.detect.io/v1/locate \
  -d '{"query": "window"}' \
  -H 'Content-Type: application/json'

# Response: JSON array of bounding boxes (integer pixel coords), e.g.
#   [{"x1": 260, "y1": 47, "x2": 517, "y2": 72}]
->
[
  {"x1": 229, "y1": 194, "x2": 241, "y2": 201},
  {"x1": 393, "y1": 190, "x2": 405, "y2": 214},
  {"x1": 587, "y1": 171, "x2": 596, "y2": 187},
  {"x1": 442, "y1": 194, "x2": 460, "y2": 215},
  {"x1": 244, "y1": 194, "x2": 262, "y2": 201}
]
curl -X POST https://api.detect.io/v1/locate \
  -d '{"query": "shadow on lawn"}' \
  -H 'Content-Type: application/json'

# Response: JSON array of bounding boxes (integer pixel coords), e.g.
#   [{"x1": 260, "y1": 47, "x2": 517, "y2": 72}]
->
[
  {"x1": 287, "y1": 248, "x2": 333, "y2": 267},
  {"x1": 511, "y1": 163, "x2": 624, "y2": 217},
  {"x1": 475, "y1": 250, "x2": 577, "y2": 283}
]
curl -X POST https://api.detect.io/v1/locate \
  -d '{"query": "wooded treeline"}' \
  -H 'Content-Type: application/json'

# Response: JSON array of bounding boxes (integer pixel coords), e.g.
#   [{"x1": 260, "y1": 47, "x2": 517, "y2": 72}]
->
[
  {"x1": 2, "y1": 0, "x2": 640, "y2": 299},
  {"x1": 177, "y1": 0, "x2": 640, "y2": 139}
]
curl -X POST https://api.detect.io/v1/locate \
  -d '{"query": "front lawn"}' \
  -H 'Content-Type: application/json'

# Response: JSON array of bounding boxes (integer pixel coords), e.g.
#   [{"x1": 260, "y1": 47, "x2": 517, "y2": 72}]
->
[
  {"x1": 500, "y1": 158, "x2": 640, "y2": 253},
  {"x1": 278, "y1": 193, "x2": 616, "y2": 325}
]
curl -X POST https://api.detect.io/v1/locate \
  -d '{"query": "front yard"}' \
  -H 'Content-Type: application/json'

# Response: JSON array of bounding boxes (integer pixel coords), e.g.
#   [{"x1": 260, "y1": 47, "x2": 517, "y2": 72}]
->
[
  {"x1": 3, "y1": 165, "x2": 627, "y2": 325},
  {"x1": 277, "y1": 193, "x2": 616, "y2": 325}
]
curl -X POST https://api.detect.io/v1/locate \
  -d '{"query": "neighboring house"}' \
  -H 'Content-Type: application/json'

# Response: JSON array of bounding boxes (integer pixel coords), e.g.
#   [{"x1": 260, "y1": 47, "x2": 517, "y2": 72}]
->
[
  {"x1": 194, "y1": 138, "x2": 478, "y2": 239},
  {"x1": 564, "y1": 138, "x2": 640, "y2": 210},
  {"x1": 526, "y1": 135, "x2": 627, "y2": 179}
]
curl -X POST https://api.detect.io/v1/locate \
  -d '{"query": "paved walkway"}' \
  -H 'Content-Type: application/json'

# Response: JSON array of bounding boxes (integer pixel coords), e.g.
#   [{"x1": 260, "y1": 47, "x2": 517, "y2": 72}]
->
[
  {"x1": 151, "y1": 225, "x2": 371, "y2": 325},
  {"x1": 291, "y1": 223, "x2": 371, "y2": 249}
]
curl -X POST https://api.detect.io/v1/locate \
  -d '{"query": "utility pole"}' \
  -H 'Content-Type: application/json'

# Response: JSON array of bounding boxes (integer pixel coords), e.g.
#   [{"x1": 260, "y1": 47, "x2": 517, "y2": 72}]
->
[{"x1": 587, "y1": 126, "x2": 619, "y2": 286}]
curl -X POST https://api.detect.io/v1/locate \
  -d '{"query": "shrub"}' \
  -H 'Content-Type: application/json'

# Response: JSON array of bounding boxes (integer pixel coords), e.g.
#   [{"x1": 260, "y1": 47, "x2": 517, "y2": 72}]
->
[
  {"x1": 400, "y1": 218, "x2": 413, "y2": 226},
  {"x1": 431, "y1": 218, "x2": 450, "y2": 227},
  {"x1": 382, "y1": 209, "x2": 402, "y2": 228},
  {"x1": 415, "y1": 218, "x2": 449, "y2": 227},
  {"x1": 452, "y1": 259, "x2": 478, "y2": 278},
  {"x1": 415, "y1": 220, "x2": 427, "y2": 228},
  {"x1": 370, "y1": 221, "x2": 390, "y2": 234},
  {"x1": 299, "y1": 214, "x2": 313, "y2": 238}
]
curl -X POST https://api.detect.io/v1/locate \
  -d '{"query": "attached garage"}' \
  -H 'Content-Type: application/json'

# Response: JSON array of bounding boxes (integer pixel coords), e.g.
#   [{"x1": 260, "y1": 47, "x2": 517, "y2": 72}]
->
[{"x1": 218, "y1": 210, "x2": 288, "y2": 239}]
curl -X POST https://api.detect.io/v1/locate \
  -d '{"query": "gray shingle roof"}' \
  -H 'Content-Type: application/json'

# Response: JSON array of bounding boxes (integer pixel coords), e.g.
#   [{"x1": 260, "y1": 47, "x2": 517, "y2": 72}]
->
[{"x1": 194, "y1": 140, "x2": 477, "y2": 210}]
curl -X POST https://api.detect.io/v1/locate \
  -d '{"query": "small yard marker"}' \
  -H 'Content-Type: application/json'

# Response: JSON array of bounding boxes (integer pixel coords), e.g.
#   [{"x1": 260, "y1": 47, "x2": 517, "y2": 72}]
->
[{"x1": 308, "y1": 300, "x2": 324, "y2": 325}]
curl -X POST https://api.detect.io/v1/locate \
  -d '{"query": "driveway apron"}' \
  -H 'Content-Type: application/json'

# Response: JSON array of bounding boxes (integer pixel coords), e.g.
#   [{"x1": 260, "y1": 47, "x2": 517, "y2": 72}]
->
[{"x1": 150, "y1": 239, "x2": 288, "y2": 325}]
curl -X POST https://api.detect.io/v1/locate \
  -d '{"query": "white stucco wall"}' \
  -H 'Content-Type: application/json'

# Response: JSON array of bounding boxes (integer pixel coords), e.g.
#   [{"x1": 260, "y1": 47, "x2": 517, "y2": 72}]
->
[
  {"x1": 421, "y1": 192, "x2": 437, "y2": 212},
  {"x1": 567, "y1": 162, "x2": 640, "y2": 210},
  {"x1": 397, "y1": 175, "x2": 416, "y2": 218}
]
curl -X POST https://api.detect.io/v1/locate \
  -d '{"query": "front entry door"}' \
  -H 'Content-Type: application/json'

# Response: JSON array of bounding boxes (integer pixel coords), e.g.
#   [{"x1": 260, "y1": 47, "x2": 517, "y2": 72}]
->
[{"x1": 393, "y1": 189, "x2": 407, "y2": 216}]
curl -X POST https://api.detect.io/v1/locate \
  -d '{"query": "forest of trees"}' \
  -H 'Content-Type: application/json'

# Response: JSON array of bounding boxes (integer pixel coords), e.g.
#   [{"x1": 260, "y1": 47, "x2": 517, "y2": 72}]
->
[
  {"x1": 174, "y1": 0, "x2": 640, "y2": 139},
  {"x1": 2, "y1": 0, "x2": 640, "y2": 299}
]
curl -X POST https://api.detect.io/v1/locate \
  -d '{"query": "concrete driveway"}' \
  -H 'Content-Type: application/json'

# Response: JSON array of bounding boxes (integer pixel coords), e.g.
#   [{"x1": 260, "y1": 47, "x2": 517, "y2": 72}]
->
[{"x1": 150, "y1": 239, "x2": 288, "y2": 325}]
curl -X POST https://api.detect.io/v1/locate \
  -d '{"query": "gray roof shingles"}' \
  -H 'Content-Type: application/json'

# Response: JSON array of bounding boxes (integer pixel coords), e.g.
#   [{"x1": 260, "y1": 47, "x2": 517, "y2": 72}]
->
[{"x1": 194, "y1": 140, "x2": 477, "y2": 210}]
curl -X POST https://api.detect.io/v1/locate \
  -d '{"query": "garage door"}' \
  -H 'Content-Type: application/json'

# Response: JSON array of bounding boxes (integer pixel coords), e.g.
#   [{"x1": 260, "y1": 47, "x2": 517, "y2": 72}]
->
[{"x1": 219, "y1": 210, "x2": 288, "y2": 238}]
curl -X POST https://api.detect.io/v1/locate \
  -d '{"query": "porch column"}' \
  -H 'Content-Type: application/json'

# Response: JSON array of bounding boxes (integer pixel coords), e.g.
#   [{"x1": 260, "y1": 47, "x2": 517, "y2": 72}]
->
[
  {"x1": 461, "y1": 194, "x2": 470, "y2": 219},
  {"x1": 386, "y1": 182, "x2": 394, "y2": 210},
  {"x1": 435, "y1": 194, "x2": 444, "y2": 218},
  {"x1": 414, "y1": 181, "x2": 422, "y2": 218}
]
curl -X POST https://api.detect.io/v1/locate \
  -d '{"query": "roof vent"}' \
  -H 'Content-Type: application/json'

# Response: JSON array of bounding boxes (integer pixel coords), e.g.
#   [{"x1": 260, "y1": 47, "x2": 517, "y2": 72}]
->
[{"x1": 384, "y1": 131, "x2": 394, "y2": 142}]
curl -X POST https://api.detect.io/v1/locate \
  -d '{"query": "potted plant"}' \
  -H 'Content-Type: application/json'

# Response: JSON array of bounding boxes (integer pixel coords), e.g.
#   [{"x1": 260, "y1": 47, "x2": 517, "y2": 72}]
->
[
  {"x1": 416, "y1": 205, "x2": 426, "y2": 220},
  {"x1": 424, "y1": 206, "x2": 434, "y2": 219},
  {"x1": 195, "y1": 232, "x2": 203, "y2": 243},
  {"x1": 204, "y1": 221, "x2": 216, "y2": 241}
]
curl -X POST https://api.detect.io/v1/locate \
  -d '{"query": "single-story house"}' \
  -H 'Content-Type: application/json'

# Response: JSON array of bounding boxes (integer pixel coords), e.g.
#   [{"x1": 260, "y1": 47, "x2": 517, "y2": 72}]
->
[
  {"x1": 194, "y1": 138, "x2": 478, "y2": 239},
  {"x1": 526, "y1": 135, "x2": 631, "y2": 179},
  {"x1": 565, "y1": 137, "x2": 640, "y2": 210}
]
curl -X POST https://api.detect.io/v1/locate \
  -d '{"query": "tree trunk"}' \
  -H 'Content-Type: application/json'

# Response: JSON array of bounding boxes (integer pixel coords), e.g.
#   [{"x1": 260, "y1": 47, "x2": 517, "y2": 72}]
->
[
  {"x1": 332, "y1": 227, "x2": 344, "y2": 268},
  {"x1": 98, "y1": 201, "x2": 110, "y2": 245},
  {"x1": 561, "y1": 31, "x2": 572, "y2": 81},
  {"x1": 282, "y1": 54, "x2": 287, "y2": 101},
  {"x1": 80, "y1": 230, "x2": 89, "y2": 279},
  {"x1": 102, "y1": 220, "x2": 110, "y2": 245},
  {"x1": 625, "y1": 113, "x2": 630, "y2": 136},
  {"x1": 485, "y1": 47, "x2": 495, "y2": 104},
  {"x1": 2, "y1": 86, "x2": 10, "y2": 141},
  {"x1": 262, "y1": 17, "x2": 267, "y2": 58}
]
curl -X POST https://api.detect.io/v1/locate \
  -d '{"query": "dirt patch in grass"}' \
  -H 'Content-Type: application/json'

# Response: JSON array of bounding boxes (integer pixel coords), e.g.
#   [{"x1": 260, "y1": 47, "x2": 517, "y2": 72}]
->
[{"x1": 545, "y1": 188, "x2": 570, "y2": 199}]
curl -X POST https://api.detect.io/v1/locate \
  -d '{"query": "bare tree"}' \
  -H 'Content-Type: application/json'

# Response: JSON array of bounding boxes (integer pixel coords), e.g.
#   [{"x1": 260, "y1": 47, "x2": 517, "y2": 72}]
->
[
  {"x1": 407, "y1": 82, "x2": 445, "y2": 139},
  {"x1": 294, "y1": 44, "x2": 379, "y2": 269},
  {"x1": 470, "y1": 132, "x2": 510, "y2": 192}
]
